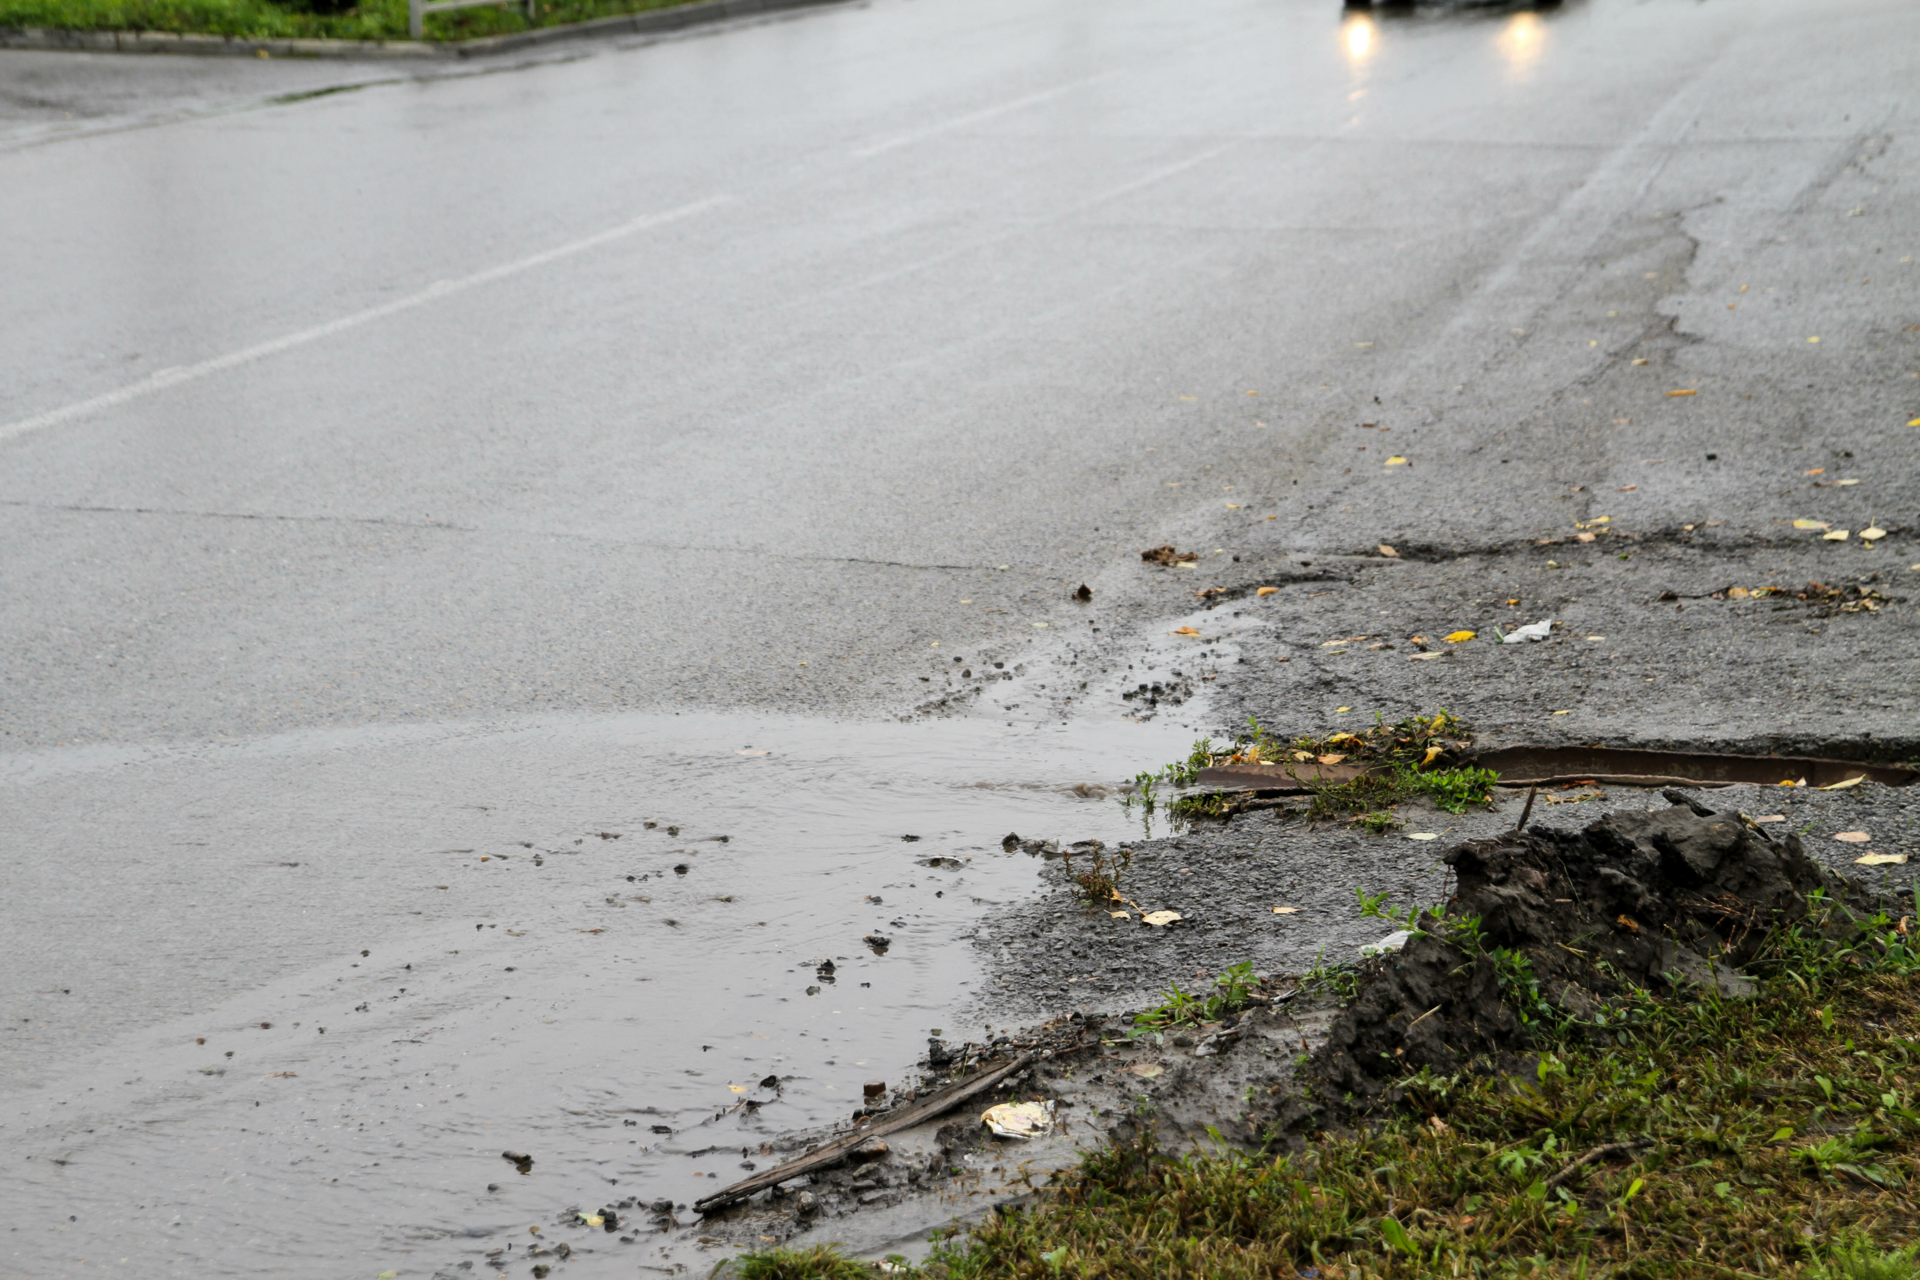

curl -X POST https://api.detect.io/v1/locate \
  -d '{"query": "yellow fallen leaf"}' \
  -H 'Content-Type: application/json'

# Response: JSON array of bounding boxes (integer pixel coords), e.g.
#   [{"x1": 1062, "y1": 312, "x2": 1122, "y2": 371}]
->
[
  {"x1": 1793, "y1": 519, "x2": 1829, "y2": 530},
  {"x1": 1818, "y1": 776, "x2": 1866, "y2": 791},
  {"x1": 1385, "y1": 456, "x2": 1408, "y2": 466},
  {"x1": 1575, "y1": 532, "x2": 1597, "y2": 543},
  {"x1": 1909, "y1": 417, "x2": 1920, "y2": 426},
  {"x1": 578, "y1": 1213, "x2": 604, "y2": 1226},
  {"x1": 1666, "y1": 389, "x2": 1697, "y2": 397},
  {"x1": 1378, "y1": 544, "x2": 1399, "y2": 557},
  {"x1": 1727, "y1": 587, "x2": 1750, "y2": 599},
  {"x1": 1109, "y1": 910, "x2": 1130, "y2": 920},
  {"x1": 1552, "y1": 710, "x2": 1572, "y2": 715},
  {"x1": 1444, "y1": 630, "x2": 1476, "y2": 643},
  {"x1": 1272, "y1": 906, "x2": 1301, "y2": 914},
  {"x1": 1140, "y1": 910, "x2": 1182, "y2": 927},
  {"x1": 1834, "y1": 478, "x2": 1859, "y2": 486},
  {"x1": 1804, "y1": 468, "x2": 1827, "y2": 476},
  {"x1": 1408, "y1": 833, "x2": 1440, "y2": 841},
  {"x1": 1226, "y1": 503, "x2": 1242, "y2": 509},
  {"x1": 1172, "y1": 626, "x2": 1201, "y2": 636},
  {"x1": 1293, "y1": 750, "x2": 1314, "y2": 761},
  {"x1": 730, "y1": 1085, "x2": 748, "y2": 1093},
  {"x1": 1131, "y1": 1063, "x2": 1164, "y2": 1078},
  {"x1": 1808, "y1": 336, "x2": 1821, "y2": 343},
  {"x1": 1856, "y1": 852, "x2": 1907, "y2": 866},
  {"x1": 1631, "y1": 358, "x2": 1649, "y2": 365},
  {"x1": 1335, "y1": 706, "x2": 1351, "y2": 713},
  {"x1": 1256, "y1": 586, "x2": 1279, "y2": 596},
  {"x1": 1316, "y1": 753, "x2": 1347, "y2": 766},
  {"x1": 1861, "y1": 526, "x2": 1886, "y2": 541},
  {"x1": 1325, "y1": 732, "x2": 1358, "y2": 744},
  {"x1": 1834, "y1": 831, "x2": 1871, "y2": 842},
  {"x1": 1422, "y1": 745, "x2": 1443, "y2": 765},
  {"x1": 1264, "y1": 514, "x2": 1278, "y2": 520},
  {"x1": 1409, "y1": 652, "x2": 1443, "y2": 661},
  {"x1": 1823, "y1": 530, "x2": 1850, "y2": 541}
]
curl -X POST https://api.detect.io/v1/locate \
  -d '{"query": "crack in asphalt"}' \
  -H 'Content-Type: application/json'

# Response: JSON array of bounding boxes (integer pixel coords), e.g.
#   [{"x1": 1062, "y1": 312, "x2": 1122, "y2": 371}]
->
[{"x1": 0, "y1": 498, "x2": 996, "y2": 572}]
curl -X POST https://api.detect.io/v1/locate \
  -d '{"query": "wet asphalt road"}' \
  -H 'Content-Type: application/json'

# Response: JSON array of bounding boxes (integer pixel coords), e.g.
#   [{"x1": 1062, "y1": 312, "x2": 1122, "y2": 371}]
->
[{"x1": 3, "y1": 0, "x2": 1918, "y2": 1274}]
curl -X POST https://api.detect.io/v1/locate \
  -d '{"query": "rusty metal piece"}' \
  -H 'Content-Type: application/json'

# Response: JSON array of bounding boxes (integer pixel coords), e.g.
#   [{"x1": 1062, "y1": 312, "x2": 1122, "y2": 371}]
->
[{"x1": 1193, "y1": 747, "x2": 1914, "y2": 795}]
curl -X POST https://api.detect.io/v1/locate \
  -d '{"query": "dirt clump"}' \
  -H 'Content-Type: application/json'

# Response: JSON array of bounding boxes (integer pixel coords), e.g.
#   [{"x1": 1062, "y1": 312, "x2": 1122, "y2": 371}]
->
[{"x1": 1312, "y1": 792, "x2": 1862, "y2": 1101}]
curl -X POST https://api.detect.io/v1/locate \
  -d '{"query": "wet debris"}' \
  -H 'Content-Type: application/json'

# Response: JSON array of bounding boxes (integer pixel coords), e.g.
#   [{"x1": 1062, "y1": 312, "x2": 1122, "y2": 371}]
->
[
  {"x1": 501, "y1": 1150, "x2": 534, "y2": 1175},
  {"x1": 863, "y1": 934, "x2": 892, "y2": 954},
  {"x1": 1073, "y1": 583, "x2": 1093, "y2": 601},
  {"x1": 981, "y1": 1100, "x2": 1055, "y2": 1140},
  {"x1": 1140, "y1": 545, "x2": 1198, "y2": 567}
]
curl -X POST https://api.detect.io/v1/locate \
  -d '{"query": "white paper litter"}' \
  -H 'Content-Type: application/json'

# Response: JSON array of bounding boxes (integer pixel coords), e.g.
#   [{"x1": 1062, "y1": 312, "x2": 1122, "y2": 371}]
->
[
  {"x1": 1501, "y1": 620, "x2": 1554, "y2": 644},
  {"x1": 1359, "y1": 930, "x2": 1414, "y2": 956},
  {"x1": 982, "y1": 1100, "x2": 1055, "y2": 1139}
]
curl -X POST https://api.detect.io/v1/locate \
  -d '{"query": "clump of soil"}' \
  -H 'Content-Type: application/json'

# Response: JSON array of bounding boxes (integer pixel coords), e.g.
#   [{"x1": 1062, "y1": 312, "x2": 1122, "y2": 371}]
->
[{"x1": 1311, "y1": 792, "x2": 1866, "y2": 1100}]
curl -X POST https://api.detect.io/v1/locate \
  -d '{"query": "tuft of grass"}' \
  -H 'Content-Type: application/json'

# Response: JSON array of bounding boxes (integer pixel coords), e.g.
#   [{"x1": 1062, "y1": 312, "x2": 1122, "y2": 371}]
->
[
  {"x1": 1130, "y1": 962, "x2": 1259, "y2": 1034},
  {"x1": 734, "y1": 1243, "x2": 879, "y2": 1280},
  {"x1": 908, "y1": 896, "x2": 1920, "y2": 1278},
  {"x1": 0, "y1": 0, "x2": 720, "y2": 43},
  {"x1": 1060, "y1": 842, "x2": 1132, "y2": 909}
]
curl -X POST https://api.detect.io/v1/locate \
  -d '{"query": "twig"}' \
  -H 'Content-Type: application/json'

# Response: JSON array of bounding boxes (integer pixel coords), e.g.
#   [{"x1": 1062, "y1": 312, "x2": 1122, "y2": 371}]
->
[
  {"x1": 693, "y1": 1050, "x2": 1036, "y2": 1213},
  {"x1": 1543, "y1": 1137, "x2": 1653, "y2": 1189},
  {"x1": 1516, "y1": 785, "x2": 1539, "y2": 832}
]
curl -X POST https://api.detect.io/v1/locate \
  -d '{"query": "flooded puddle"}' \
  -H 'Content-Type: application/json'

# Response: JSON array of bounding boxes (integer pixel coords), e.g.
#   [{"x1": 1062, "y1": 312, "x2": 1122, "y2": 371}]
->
[{"x1": 0, "y1": 708, "x2": 1203, "y2": 1278}]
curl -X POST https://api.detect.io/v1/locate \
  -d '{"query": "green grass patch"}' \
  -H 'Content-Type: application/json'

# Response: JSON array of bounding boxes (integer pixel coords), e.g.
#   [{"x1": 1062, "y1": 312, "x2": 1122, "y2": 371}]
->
[
  {"x1": 0, "y1": 0, "x2": 716, "y2": 43},
  {"x1": 740, "y1": 898, "x2": 1920, "y2": 1279}
]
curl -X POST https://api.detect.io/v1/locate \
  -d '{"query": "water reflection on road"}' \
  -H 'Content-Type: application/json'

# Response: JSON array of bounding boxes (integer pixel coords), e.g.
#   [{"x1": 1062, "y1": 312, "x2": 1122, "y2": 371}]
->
[{"x1": 1, "y1": 710, "x2": 1199, "y2": 1278}]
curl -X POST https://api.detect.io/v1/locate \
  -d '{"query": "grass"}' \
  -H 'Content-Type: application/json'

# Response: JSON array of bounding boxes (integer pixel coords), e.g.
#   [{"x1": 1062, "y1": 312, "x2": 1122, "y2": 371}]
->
[
  {"x1": 736, "y1": 895, "x2": 1920, "y2": 1279},
  {"x1": 0, "y1": 0, "x2": 717, "y2": 43},
  {"x1": 1128, "y1": 961, "x2": 1259, "y2": 1035},
  {"x1": 1059, "y1": 842, "x2": 1132, "y2": 909},
  {"x1": 1149, "y1": 712, "x2": 1499, "y2": 832}
]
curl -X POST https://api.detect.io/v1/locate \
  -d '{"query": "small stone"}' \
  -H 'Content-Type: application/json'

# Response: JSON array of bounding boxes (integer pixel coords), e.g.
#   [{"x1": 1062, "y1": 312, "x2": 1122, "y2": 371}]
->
[{"x1": 795, "y1": 1191, "x2": 819, "y2": 1215}]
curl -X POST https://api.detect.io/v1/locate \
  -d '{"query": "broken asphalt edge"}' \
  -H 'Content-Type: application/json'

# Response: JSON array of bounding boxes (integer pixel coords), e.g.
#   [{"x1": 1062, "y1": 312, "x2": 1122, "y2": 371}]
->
[{"x1": 0, "y1": 0, "x2": 852, "y2": 60}]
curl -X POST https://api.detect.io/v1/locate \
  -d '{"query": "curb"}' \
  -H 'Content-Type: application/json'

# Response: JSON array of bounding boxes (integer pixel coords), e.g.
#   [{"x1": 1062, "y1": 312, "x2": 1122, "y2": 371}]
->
[{"x1": 0, "y1": 0, "x2": 845, "y2": 60}]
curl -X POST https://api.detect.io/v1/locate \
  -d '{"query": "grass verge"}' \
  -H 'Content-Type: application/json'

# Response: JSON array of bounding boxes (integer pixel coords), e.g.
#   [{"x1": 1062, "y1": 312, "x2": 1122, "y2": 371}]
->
[
  {"x1": 0, "y1": 0, "x2": 717, "y2": 43},
  {"x1": 740, "y1": 895, "x2": 1920, "y2": 1278}
]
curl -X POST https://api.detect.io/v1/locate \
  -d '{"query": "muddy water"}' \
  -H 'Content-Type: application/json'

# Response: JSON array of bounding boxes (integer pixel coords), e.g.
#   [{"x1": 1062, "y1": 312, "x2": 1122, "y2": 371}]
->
[{"x1": 0, "y1": 710, "x2": 1202, "y2": 1279}]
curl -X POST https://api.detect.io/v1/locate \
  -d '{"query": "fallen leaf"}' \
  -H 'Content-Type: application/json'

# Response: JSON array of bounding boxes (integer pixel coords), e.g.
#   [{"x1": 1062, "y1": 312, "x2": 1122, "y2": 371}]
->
[
  {"x1": 1861, "y1": 526, "x2": 1887, "y2": 541},
  {"x1": 1727, "y1": 587, "x2": 1750, "y2": 599},
  {"x1": 1385, "y1": 456, "x2": 1409, "y2": 466},
  {"x1": 1256, "y1": 585, "x2": 1279, "y2": 596},
  {"x1": 1666, "y1": 389, "x2": 1697, "y2": 397},
  {"x1": 1316, "y1": 753, "x2": 1348, "y2": 766},
  {"x1": 1226, "y1": 503, "x2": 1242, "y2": 509},
  {"x1": 1818, "y1": 776, "x2": 1866, "y2": 791},
  {"x1": 1856, "y1": 853, "x2": 1908, "y2": 866},
  {"x1": 1293, "y1": 750, "x2": 1314, "y2": 761},
  {"x1": 1444, "y1": 630, "x2": 1476, "y2": 643},
  {"x1": 1110, "y1": 911, "x2": 1130, "y2": 920},
  {"x1": 1835, "y1": 831, "x2": 1872, "y2": 843},
  {"x1": 1408, "y1": 833, "x2": 1440, "y2": 842},
  {"x1": 578, "y1": 1213, "x2": 605, "y2": 1226},
  {"x1": 1378, "y1": 544, "x2": 1400, "y2": 557},
  {"x1": 730, "y1": 1085, "x2": 748, "y2": 1093},
  {"x1": 1808, "y1": 336, "x2": 1821, "y2": 343},
  {"x1": 1552, "y1": 710, "x2": 1572, "y2": 716},
  {"x1": 1272, "y1": 906, "x2": 1302, "y2": 914},
  {"x1": 1753, "y1": 815, "x2": 1785, "y2": 823},
  {"x1": 1823, "y1": 530, "x2": 1850, "y2": 541},
  {"x1": 1131, "y1": 1063, "x2": 1165, "y2": 1079},
  {"x1": 1409, "y1": 652, "x2": 1443, "y2": 661},
  {"x1": 1834, "y1": 478, "x2": 1860, "y2": 486},
  {"x1": 1631, "y1": 358, "x2": 1649, "y2": 365},
  {"x1": 1172, "y1": 626, "x2": 1201, "y2": 636},
  {"x1": 1141, "y1": 910, "x2": 1183, "y2": 927},
  {"x1": 1576, "y1": 532, "x2": 1597, "y2": 543},
  {"x1": 268, "y1": 1071, "x2": 298, "y2": 1078},
  {"x1": 1335, "y1": 706, "x2": 1351, "y2": 713},
  {"x1": 1422, "y1": 746, "x2": 1443, "y2": 765},
  {"x1": 1326, "y1": 732, "x2": 1358, "y2": 744},
  {"x1": 1793, "y1": 519, "x2": 1829, "y2": 530},
  {"x1": 1615, "y1": 484, "x2": 1637, "y2": 491},
  {"x1": 737, "y1": 749, "x2": 770, "y2": 756},
  {"x1": 1804, "y1": 468, "x2": 1827, "y2": 476}
]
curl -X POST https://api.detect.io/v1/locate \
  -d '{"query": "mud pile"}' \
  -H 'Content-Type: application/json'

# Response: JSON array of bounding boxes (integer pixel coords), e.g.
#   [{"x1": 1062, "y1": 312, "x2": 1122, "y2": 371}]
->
[{"x1": 1314, "y1": 792, "x2": 1864, "y2": 1099}]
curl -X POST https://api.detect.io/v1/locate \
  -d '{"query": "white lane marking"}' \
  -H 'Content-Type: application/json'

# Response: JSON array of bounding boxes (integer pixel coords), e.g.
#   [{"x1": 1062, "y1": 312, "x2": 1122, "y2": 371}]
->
[
  {"x1": 851, "y1": 72, "x2": 1116, "y2": 159},
  {"x1": 0, "y1": 194, "x2": 732, "y2": 445}
]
